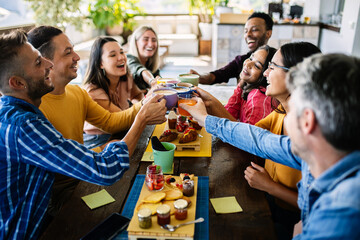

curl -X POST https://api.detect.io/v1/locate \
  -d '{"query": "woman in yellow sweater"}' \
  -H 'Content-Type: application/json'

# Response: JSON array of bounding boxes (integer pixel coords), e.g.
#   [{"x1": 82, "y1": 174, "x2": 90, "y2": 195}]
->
[{"x1": 244, "y1": 42, "x2": 321, "y2": 240}]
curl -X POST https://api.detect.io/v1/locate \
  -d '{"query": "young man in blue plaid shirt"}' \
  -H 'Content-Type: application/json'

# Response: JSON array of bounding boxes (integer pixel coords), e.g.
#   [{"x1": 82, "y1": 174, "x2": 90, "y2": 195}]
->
[{"x1": 0, "y1": 30, "x2": 166, "y2": 239}]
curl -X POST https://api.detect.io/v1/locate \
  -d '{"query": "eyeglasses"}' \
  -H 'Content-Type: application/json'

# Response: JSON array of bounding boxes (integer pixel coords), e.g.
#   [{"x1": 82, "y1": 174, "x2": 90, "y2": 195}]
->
[{"x1": 268, "y1": 62, "x2": 289, "y2": 71}]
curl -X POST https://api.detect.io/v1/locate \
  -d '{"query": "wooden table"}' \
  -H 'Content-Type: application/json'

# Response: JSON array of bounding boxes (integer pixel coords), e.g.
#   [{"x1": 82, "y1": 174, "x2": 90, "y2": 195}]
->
[{"x1": 40, "y1": 126, "x2": 276, "y2": 240}]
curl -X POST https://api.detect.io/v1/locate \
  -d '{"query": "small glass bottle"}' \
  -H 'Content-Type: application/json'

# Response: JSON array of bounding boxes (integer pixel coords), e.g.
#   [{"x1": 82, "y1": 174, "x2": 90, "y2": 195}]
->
[
  {"x1": 182, "y1": 179, "x2": 194, "y2": 197},
  {"x1": 145, "y1": 165, "x2": 164, "y2": 191},
  {"x1": 174, "y1": 199, "x2": 188, "y2": 220},
  {"x1": 157, "y1": 204, "x2": 171, "y2": 226},
  {"x1": 138, "y1": 208, "x2": 152, "y2": 229}
]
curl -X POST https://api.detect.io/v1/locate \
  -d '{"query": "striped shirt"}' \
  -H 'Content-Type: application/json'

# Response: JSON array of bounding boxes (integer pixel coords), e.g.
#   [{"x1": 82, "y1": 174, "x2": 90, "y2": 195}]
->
[
  {"x1": 225, "y1": 85, "x2": 273, "y2": 124},
  {"x1": 0, "y1": 96, "x2": 130, "y2": 239}
]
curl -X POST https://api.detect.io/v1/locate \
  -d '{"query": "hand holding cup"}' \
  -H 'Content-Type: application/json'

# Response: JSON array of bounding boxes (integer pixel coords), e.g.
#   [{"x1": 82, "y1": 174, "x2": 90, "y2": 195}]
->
[{"x1": 178, "y1": 97, "x2": 208, "y2": 127}]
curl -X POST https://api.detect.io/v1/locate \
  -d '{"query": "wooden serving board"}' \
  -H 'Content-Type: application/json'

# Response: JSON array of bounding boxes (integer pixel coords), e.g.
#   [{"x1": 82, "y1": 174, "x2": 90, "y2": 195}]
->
[
  {"x1": 157, "y1": 122, "x2": 202, "y2": 152},
  {"x1": 127, "y1": 176, "x2": 198, "y2": 240}
]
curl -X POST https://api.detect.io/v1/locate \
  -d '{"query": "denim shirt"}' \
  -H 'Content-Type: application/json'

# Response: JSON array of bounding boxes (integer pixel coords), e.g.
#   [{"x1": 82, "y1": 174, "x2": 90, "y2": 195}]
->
[{"x1": 206, "y1": 115, "x2": 360, "y2": 239}]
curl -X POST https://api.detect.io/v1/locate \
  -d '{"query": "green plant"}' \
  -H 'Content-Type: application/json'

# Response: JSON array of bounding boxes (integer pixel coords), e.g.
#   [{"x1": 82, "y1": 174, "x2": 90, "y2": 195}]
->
[
  {"x1": 24, "y1": 0, "x2": 85, "y2": 30},
  {"x1": 88, "y1": 0, "x2": 143, "y2": 31},
  {"x1": 219, "y1": 0, "x2": 230, "y2": 7},
  {"x1": 188, "y1": 0, "x2": 220, "y2": 23}
]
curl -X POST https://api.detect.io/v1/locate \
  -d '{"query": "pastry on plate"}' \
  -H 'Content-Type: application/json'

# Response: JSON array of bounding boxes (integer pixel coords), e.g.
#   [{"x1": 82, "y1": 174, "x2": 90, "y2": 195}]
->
[
  {"x1": 188, "y1": 117, "x2": 202, "y2": 130},
  {"x1": 159, "y1": 130, "x2": 178, "y2": 142},
  {"x1": 180, "y1": 173, "x2": 195, "y2": 182},
  {"x1": 136, "y1": 202, "x2": 162, "y2": 215},
  {"x1": 142, "y1": 192, "x2": 166, "y2": 203},
  {"x1": 179, "y1": 128, "x2": 198, "y2": 143},
  {"x1": 164, "y1": 189, "x2": 183, "y2": 200}
]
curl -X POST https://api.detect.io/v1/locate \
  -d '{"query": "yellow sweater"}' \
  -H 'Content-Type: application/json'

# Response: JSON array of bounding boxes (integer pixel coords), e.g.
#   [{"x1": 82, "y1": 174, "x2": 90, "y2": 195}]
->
[
  {"x1": 39, "y1": 84, "x2": 141, "y2": 214},
  {"x1": 255, "y1": 110, "x2": 302, "y2": 209},
  {"x1": 40, "y1": 84, "x2": 141, "y2": 152}
]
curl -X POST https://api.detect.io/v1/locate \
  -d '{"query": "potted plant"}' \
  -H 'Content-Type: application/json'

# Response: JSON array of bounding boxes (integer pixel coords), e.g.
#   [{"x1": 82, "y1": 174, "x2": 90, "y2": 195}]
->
[
  {"x1": 188, "y1": 0, "x2": 219, "y2": 40},
  {"x1": 216, "y1": 0, "x2": 233, "y2": 17},
  {"x1": 88, "y1": 0, "x2": 143, "y2": 42},
  {"x1": 188, "y1": 0, "x2": 219, "y2": 23},
  {"x1": 24, "y1": 0, "x2": 85, "y2": 30}
]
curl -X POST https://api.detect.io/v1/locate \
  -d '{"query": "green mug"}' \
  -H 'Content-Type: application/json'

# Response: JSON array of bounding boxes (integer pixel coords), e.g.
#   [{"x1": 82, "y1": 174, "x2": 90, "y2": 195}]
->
[
  {"x1": 178, "y1": 73, "x2": 199, "y2": 86},
  {"x1": 152, "y1": 142, "x2": 176, "y2": 173}
]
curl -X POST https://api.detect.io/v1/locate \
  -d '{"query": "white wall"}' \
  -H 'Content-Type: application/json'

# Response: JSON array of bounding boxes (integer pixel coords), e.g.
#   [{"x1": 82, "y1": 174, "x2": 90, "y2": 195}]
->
[
  {"x1": 318, "y1": 0, "x2": 360, "y2": 56},
  {"x1": 303, "y1": 0, "x2": 321, "y2": 22},
  {"x1": 352, "y1": 5, "x2": 360, "y2": 56}
]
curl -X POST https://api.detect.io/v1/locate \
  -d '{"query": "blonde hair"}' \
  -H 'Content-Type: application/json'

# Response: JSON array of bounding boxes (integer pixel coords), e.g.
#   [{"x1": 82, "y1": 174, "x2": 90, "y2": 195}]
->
[{"x1": 128, "y1": 26, "x2": 160, "y2": 72}]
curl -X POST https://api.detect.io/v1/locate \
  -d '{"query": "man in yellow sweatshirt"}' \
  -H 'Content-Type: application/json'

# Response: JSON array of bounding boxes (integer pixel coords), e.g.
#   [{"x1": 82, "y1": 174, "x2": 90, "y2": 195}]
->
[{"x1": 27, "y1": 26, "x2": 167, "y2": 216}]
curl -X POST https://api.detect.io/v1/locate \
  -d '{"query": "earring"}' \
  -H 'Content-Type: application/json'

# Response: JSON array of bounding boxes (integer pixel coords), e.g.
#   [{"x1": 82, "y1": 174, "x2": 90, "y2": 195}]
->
[
  {"x1": 24, "y1": 86, "x2": 27, "y2": 89},
  {"x1": 102, "y1": 69, "x2": 106, "y2": 76}
]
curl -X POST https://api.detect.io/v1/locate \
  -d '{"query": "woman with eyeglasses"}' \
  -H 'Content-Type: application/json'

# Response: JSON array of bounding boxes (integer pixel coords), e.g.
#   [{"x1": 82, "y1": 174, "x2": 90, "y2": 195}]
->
[
  {"x1": 245, "y1": 42, "x2": 321, "y2": 240},
  {"x1": 82, "y1": 36, "x2": 145, "y2": 149},
  {"x1": 195, "y1": 45, "x2": 277, "y2": 124}
]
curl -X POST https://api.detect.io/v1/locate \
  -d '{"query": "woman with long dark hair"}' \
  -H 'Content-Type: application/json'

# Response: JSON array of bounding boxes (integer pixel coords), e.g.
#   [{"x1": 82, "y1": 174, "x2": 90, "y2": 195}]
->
[
  {"x1": 82, "y1": 36, "x2": 144, "y2": 148},
  {"x1": 246, "y1": 42, "x2": 321, "y2": 240},
  {"x1": 196, "y1": 45, "x2": 277, "y2": 125}
]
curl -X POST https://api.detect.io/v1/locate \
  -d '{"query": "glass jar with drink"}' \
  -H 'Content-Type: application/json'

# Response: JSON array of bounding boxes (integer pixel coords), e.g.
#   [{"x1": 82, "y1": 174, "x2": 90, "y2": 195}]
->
[
  {"x1": 178, "y1": 93, "x2": 197, "y2": 116},
  {"x1": 145, "y1": 164, "x2": 164, "y2": 191}
]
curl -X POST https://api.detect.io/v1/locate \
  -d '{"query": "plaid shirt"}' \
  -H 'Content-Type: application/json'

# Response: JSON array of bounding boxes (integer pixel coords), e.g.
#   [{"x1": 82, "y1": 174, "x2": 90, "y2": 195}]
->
[{"x1": 0, "y1": 96, "x2": 130, "y2": 239}]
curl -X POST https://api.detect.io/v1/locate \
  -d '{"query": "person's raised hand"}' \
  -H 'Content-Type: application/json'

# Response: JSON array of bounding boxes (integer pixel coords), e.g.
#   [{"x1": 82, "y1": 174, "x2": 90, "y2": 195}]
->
[
  {"x1": 145, "y1": 77, "x2": 161, "y2": 101},
  {"x1": 244, "y1": 162, "x2": 274, "y2": 192},
  {"x1": 179, "y1": 97, "x2": 208, "y2": 127},
  {"x1": 150, "y1": 76, "x2": 160, "y2": 89},
  {"x1": 139, "y1": 94, "x2": 167, "y2": 125},
  {"x1": 189, "y1": 69, "x2": 199, "y2": 75},
  {"x1": 194, "y1": 87, "x2": 215, "y2": 107},
  {"x1": 194, "y1": 87, "x2": 225, "y2": 116}
]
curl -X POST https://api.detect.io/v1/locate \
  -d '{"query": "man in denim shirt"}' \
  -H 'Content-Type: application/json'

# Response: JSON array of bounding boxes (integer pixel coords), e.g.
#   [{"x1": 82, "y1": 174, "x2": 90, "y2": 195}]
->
[{"x1": 181, "y1": 53, "x2": 360, "y2": 239}]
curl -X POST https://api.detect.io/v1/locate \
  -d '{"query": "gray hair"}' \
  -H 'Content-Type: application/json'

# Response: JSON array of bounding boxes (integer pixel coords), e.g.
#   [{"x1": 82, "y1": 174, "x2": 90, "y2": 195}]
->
[
  {"x1": 128, "y1": 25, "x2": 160, "y2": 72},
  {"x1": 287, "y1": 53, "x2": 360, "y2": 151}
]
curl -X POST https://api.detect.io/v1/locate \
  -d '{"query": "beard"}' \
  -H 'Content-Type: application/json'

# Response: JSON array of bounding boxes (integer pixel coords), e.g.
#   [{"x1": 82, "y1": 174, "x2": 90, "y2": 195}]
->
[
  {"x1": 255, "y1": 34, "x2": 268, "y2": 51},
  {"x1": 25, "y1": 73, "x2": 54, "y2": 101}
]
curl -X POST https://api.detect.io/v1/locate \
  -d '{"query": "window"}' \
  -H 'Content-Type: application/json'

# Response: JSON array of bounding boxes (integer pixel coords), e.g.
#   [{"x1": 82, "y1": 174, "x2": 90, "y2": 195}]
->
[
  {"x1": 137, "y1": 0, "x2": 268, "y2": 15},
  {"x1": 138, "y1": 0, "x2": 189, "y2": 14}
]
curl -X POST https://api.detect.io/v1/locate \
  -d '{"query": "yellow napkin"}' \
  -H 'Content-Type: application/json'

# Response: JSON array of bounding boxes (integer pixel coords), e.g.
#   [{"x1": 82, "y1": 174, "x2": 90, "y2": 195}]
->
[
  {"x1": 81, "y1": 189, "x2": 115, "y2": 210},
  {"x1": 210, "y1": 196, "x2": 243, "y2": 214}
]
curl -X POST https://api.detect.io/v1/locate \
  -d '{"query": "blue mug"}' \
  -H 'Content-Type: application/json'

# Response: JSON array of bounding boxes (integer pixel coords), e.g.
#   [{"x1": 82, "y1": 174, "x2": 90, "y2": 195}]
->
[{"x1": 173, "y1": 86, "x2": 192, "y2": 97}]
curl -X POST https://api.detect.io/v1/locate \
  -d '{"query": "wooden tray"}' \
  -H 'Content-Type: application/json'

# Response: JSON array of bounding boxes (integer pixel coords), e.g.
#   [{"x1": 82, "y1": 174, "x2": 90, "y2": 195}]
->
[
  {"x1": 127, "y1": 176, "x2": 198, "y2": 240},
  {"x1": 157, "y1": 122, "x2": 202, "y2": 152}
]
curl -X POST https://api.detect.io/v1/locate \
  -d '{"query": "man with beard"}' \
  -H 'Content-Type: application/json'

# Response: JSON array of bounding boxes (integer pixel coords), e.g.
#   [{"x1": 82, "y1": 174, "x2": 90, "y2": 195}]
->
[
  {"x1": 0, "y1": 30, "x2": 166, "y2": 239},
  {"x1": 181, "y1": 53, "x2": 360, "y2": 239},
  {"x1": 190, "y1": 12, "x2": 273, "y2": 85}
]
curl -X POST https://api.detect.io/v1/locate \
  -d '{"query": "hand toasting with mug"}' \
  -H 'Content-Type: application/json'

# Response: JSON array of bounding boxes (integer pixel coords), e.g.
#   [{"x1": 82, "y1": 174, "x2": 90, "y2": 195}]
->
[
  {"x1": 178, "y1": 97, "x2": 208, "y2": 127},
  {"x1": 139, "y1": 94, "x2": 167, "y2": 125},
  {"x1": 110, "y1": 94, "x2": 167, "y2": 155}
]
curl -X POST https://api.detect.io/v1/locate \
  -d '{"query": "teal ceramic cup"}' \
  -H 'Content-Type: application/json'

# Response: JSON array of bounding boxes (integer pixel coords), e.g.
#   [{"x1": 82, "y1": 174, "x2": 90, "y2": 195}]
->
[
  {"x1": 152, "y1": 142, "x2": 176, "y2": 173},
  {"x1": 178, "y1": 74, "x2": 199, "y2": 86}
]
